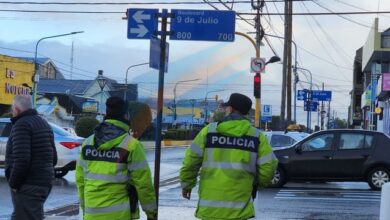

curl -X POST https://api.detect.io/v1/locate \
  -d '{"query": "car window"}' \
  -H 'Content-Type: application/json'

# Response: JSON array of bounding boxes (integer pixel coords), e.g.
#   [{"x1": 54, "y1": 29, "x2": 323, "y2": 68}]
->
[
  {"x1": 49, "y1": 123, "x2": 72, "y2": 136},
  {"x1": 340, "y1": 133, "x2": 365, "y2": 150},
  {"x1": 302, "y1": 134, "x2": 334, "y2": 152},
  {"x1": 339, "y1": 133, "x2": 374, "y2": 150},
  {"x1": 0, "y1": 122, "x2": 12, "y2": 137},
  {"x1": 364, "y1": 135, "x2": 374, "y2": 148},
  {"x1": 270, "y1": 135, "x2": 296, "y2": 148}
]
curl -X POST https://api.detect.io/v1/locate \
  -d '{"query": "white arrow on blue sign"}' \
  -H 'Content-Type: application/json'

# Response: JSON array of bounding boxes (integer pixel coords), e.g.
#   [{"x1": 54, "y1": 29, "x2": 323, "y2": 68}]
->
[
  {"x1": 127, "y1": 9, "x2": 158, "y2": 39},
  {"x1": 297, "y1": 90, "x2": 307, "y2": 100}
]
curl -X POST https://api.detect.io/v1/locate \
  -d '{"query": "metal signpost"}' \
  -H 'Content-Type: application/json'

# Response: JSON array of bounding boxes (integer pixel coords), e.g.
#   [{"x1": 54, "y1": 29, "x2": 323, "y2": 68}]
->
[{"x1": 127, "y1": 8, "x2": 235, "y2": 218}]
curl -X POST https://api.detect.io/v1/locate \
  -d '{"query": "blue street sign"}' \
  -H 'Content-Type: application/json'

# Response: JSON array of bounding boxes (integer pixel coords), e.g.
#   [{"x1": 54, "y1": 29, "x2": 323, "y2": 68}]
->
[
  {"x1": 149, "y1": 37, "x2": 169, "y2": 72},
  {"x1": 262, "y1": 105, "x2": 272, "y2": 117},
  {"x1": 127, "y1": 8, "x2": 158, "y2": 39},
  {"x1": 170, "y1": 9, "x2": 236, "y2": 42},
  {"x1": 311, "y1": 90, "x2": 332, "y2": 101},
  {"x1": 297, "y1": 90, "x2": 307, "y2": 100},
  {"x1": 304, "y1": 101, "x2": 318, "y2": 112},
  {"x1": 261, "y1": 116, "x2": 272, "y2": 123}
]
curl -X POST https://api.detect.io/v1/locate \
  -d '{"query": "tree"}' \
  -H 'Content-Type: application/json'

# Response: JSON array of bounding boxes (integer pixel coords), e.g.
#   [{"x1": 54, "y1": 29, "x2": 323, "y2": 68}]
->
[
  {"x1": 75, "y1": 117, "x2": 99, "y2": 138},
  {"x1": 333, "y1": 117, "x2": 348, "y2": 129}
]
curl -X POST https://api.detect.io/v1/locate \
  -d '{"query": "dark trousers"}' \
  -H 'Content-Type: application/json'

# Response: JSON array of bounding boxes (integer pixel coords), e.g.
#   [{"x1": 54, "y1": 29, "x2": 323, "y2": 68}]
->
[{"x1": 11, "y1": 184, "x2": 51, "y2": 220}]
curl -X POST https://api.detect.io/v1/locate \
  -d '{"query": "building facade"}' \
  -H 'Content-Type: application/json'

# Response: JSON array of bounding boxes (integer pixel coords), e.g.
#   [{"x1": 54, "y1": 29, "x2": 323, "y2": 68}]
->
[{"x1": 359, "y1": 18, "x2": 390, "y2": 135}]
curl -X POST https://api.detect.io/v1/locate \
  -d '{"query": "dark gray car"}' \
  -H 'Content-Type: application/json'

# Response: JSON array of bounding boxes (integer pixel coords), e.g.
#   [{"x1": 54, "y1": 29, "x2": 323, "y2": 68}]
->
[{"x1": 271, "y1": 129, "x2": 390, "y2": 190}]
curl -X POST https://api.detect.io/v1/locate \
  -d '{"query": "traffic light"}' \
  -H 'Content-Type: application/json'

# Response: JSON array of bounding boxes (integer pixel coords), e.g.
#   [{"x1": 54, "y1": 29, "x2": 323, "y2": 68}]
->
[{"x1": 254, "y1": 73, "x2": 260, "y2": 98}]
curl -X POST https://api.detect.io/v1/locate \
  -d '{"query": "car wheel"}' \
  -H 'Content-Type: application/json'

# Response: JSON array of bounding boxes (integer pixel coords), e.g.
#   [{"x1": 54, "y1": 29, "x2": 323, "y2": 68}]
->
[
  {"x1": 55, "y1": 169, "x2": 69, "y2": 178},
  {"x1": 367, "y1": 167, "x2": 390, "y2": 190},
  {"x1": 270, "y1": 167, "x2": 286, "y2": 188}
]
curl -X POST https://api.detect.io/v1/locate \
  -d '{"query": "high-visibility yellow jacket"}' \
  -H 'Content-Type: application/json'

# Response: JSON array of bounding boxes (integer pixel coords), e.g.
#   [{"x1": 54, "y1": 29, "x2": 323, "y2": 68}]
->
[
  {"x1": 75, "y1": 119, "x2": 156, "y2": 220},
  {"x1": 180, "y1": 118, "x2": 278, "y2": 220}
]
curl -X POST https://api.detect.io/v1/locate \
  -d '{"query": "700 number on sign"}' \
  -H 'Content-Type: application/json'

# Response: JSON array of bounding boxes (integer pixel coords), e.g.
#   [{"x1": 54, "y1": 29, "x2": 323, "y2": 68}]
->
[{"x1": 172, "y1": 32, "x2": 234, "y2": 41}]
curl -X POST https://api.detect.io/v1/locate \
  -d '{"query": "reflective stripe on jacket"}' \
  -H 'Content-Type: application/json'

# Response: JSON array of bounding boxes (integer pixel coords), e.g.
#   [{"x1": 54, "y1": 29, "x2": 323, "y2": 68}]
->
[
  {"x1": 75, "y1": 119, "x2": 156, "y2": 220},
  {"x1": 180, "y1": 119, "x2": 278, "y2": 220}
]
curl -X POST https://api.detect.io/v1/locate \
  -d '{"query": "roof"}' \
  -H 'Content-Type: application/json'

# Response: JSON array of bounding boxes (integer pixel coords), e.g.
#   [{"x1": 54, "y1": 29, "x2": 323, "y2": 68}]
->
[
  {"x1": 38, "y1": 79, "x2": 93, "y2": 95},
  {"x1": 17, "y1": 57, "x2": 50, "y2": 65}
]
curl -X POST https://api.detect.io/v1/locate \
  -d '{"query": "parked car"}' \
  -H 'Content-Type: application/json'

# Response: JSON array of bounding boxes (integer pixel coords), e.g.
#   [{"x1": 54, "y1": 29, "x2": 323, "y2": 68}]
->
[
  {"x1": 63, "y1": 127, "x2": 78, "y2": 137},
  {"x1": 264, "y1": 131, "x2": 309, "y2": 150},
  {"x1": 0, "y1": 118, "x2": 84, "y2": 178},
  {"x1": 270, "y1": 129, "x2": 390, "y2": 190}
]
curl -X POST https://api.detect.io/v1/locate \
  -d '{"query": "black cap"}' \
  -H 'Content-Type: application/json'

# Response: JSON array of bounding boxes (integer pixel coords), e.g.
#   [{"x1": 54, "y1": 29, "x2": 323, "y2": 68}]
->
[
  {"x1": 221, "y1": 93, "x2": 252, "y2": 115},
  {"x1": 105, "y1": 97, "x2": 128, "y2": 120}
]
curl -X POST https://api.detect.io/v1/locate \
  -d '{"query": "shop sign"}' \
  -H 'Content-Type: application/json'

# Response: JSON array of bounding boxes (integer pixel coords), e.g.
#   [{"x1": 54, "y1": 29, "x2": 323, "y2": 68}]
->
[
  {"x1": 383, "y1": 73, "x2": 390, "y2": 91},
  {"x1": 82, "y1": 100, "x2": 98, "y2": 113}
]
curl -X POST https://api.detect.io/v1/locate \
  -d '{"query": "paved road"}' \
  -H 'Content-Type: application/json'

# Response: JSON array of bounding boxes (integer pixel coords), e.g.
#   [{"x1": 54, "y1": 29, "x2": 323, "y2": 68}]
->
[{"x1": 0, "y1": 147, "x2": 382, "y2": 220}]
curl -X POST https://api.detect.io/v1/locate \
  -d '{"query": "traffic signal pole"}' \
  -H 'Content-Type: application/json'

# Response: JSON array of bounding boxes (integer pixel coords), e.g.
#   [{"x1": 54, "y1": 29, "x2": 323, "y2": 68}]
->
[{"x1": 235, "y1": 32, "x2": 260, "y2": 127}]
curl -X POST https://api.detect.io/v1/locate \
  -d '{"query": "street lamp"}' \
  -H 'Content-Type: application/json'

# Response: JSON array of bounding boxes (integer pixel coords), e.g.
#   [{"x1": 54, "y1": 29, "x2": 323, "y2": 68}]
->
[
  {"x1": 32, "y1": 31, "x2": 84, "y2": 107},
  {"x1": 124, "y1": 62, "x2": 149, "y2": 100},
  {"x1": 97, "y1": 70, "x2": 107, "y2": 115},
  {"x1": 293, "y1": 66, "x2": 313, "y2": 132},
  {"x1": 173, "y1": 78, "x2": 200, "y2": 122},
  {"x1": 204, "y1": 89, "x2": 224, "y2": 123}
]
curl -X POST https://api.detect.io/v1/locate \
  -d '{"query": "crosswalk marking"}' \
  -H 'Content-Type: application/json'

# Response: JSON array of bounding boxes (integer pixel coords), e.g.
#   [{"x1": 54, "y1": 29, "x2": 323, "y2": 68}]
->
[{"x1": 274, "y1": 189, "x2": 381, "y2": 202}]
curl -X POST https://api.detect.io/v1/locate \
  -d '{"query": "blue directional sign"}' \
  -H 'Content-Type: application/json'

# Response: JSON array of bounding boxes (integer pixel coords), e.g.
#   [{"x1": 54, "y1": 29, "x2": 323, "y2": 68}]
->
[
  {"x1": 261, "y1": 116, "x2": 272, "y2": 123},
  {"x1": 127, "y1": 9, "x2": 158, "y2": 39},
  {"x1": 311, "y1": 90, "x2": 332, "y2": 101},
  {"x1": 297, "y1": 90, "x2": 307, "y2": 100},
  {"x1": 150, "y1": 37, "x2": 169, "y2": 72},
  {"x1": 170, "y1": 9, "x2": 236, "y2": 42},
  {"x1": 262, "y1": 105, "x2": 272, "y2": 117},
  {"x1": 304, "y1": 101, "x2": 318, "y2": 112}
]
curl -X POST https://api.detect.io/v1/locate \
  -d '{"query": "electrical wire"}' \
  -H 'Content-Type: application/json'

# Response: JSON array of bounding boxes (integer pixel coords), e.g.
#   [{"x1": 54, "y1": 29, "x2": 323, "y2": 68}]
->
[
  {"x1": 300, "y1": 2, "x2": 353, "y2": 65},
  {"x1": 1, "y1": 8, "x2": 390, "y2": 15},
  {"x1": 300, "y1": 2, "x2": 351, "y2": 82},
  {"x1": 311, "y1": 1, "x2": 372, "y2": 28},
  {"x1": 0, "y1": 0, "x2": 313, "y2": 5}
]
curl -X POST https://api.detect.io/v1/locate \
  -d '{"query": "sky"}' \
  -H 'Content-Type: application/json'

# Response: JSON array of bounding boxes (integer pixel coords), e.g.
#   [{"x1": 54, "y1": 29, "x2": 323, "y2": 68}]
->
[{"x1": 1, "y1": 0, "x2": 390, "y2": 126}]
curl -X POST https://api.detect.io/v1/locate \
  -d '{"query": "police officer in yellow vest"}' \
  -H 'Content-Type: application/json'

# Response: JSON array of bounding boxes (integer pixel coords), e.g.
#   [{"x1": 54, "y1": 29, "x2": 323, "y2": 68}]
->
[
  {"x1": 180, "y1": 93, "x2": 278, "y2": 220},
  {"x1": 76, "y1": 97, "x2": 156, "y2": 220}
]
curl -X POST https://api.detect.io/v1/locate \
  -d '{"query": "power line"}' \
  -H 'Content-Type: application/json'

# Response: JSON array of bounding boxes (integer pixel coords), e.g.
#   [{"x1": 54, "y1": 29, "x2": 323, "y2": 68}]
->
[
  {"x1": 1, "y1": 8, "x2": 390, "y2": 15},
  {"x1": 300, "y1": 2, "x2": 351, "y2": 82},
  {"x1": 0, "y1": 0, "x2": 312, "y2": 5},
  {"x1": 310, "y1": 1, "x2": 372, "y2": 28}
]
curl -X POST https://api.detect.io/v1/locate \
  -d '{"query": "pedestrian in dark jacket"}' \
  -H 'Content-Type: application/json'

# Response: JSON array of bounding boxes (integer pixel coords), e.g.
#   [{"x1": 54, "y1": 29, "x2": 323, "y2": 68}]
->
[{"x1": 5, "y1": 95, "x2": 57, "y2": 220}]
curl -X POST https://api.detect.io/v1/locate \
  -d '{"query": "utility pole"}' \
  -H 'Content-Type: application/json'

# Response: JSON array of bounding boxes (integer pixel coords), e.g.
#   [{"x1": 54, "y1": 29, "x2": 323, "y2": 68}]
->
[
  {"x1": 281, "y1": 0, "x2": 293, "y2": 126},
  {"x1": 280, "y1": 0, "x2": 288, "y2": 124},
  {"x1": 286, "y1": 0, "x2": 293, "y2": 124},
  {"x1": 252, "y1": 0, "x2": 265, "y2": 128}
]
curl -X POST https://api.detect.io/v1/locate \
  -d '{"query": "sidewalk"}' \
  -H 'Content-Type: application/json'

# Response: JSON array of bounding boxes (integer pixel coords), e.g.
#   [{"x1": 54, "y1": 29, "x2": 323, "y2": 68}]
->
[{"x1": 141, "y1": 140, "x2": 191, "y2": 149}]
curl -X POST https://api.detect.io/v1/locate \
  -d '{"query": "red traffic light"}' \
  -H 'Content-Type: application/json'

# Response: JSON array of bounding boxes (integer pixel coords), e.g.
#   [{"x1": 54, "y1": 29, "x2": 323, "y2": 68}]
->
[
  {"x1": 254, "y1": 74, "x2": 261, "y2": 83},
  {"x1": 254, "y1": 74, "x2": 261, "y2": 98}
]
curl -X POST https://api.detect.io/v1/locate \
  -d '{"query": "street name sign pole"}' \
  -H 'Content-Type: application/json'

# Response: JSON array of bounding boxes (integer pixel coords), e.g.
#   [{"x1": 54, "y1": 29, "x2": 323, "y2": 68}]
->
[{"x1": 127, "y1": 8, "x2": 235, "y2": 218}]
